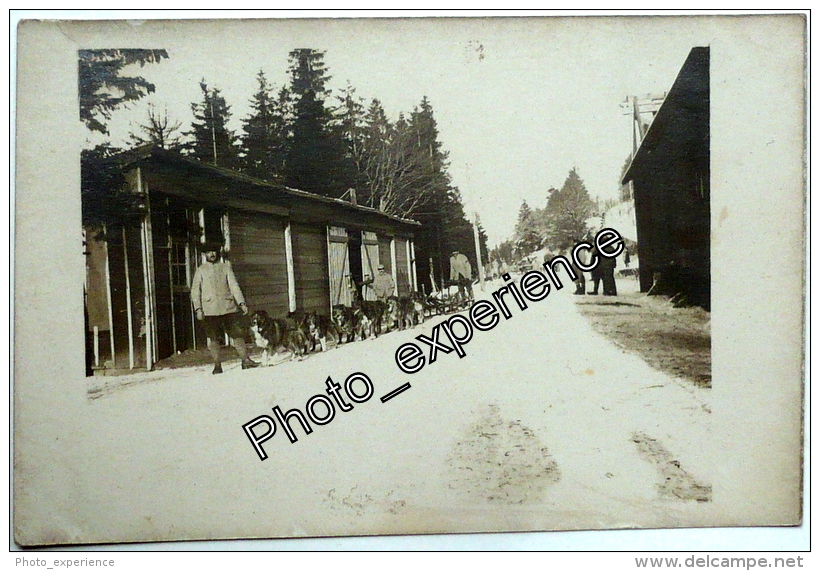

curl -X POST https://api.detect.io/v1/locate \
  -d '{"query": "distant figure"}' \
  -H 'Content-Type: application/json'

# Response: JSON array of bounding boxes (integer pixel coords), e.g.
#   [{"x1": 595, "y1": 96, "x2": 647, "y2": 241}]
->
[
  {"x1": 624, "y1": 249, "x2": 631, "y2": 268},
  {"x1": 500, "y1": 260, "x2": 510, "y2": 276},
  {"x1": 572, "y1": 247, "x2": 587, "y2": 295},
  {"x1": 490, "y1": 259, "x2": 499, "y2": 280},
  {"x1": 449, "y1": 250, "x2": 473, "y2": 302},
  {"x1": 192, "y1": 241, "x2": 259, "y2": 374},
  {"x1": 588, "y1": 243, "x2": 603, "y2": 295},
  {"x1": 601, "y1": 253, "x2": 618, "y2": 296}
]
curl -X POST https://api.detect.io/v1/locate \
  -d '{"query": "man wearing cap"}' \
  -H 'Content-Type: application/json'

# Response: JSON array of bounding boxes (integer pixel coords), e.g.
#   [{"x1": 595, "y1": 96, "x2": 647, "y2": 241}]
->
[
  {"x1": 449, "y1": 249, "x2": 473, "y2": 302},
  {"x1": 191, "y1": 242, "x2": 259, "y2": 374},
  {"x1": 370, "y1": 264, "x2": 395, "y2": 302}
]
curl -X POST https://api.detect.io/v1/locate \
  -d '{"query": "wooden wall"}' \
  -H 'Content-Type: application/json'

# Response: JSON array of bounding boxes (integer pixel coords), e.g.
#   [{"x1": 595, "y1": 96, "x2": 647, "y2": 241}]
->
[
  {"x1": 394, "y1": 237, "x2": 411, "y2": 297},
  {"x1": 361, "y1": 231, "x2": 379, "y2": 301},
  {"x1": 229, "y1": 210, "x2": 290, "y2": 318},
  {"x1": 328, "y1": 226, "x2": 352, "y2": 307},
  {"x1": 291, "y1": 223, "x2": 330, "y2": 314}
]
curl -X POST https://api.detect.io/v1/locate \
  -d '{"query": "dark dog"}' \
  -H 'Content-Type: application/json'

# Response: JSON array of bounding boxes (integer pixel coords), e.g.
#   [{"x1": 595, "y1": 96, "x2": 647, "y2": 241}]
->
[
  {"x1": 387, "y1": 296, "x2": 417, "y2": 331},
  {"x1": 384, "y1": 296, "x2": 401, "y2": 332},
  {"x1": 284, "y1": 311, "x2": 311, "y2": 360},
  {"x1": 409, "y1": 292, "x2": 426, "y2": 326},
  {"x1": 352, "y1": 299, "x2": 386, "y2": 340},
  {"x1": 332, "y1": 304, "x2": 357, "y2": 344},
  {"x1": 249, "y1": 310, "x2": 289, "y2": 365},
  {"x1": 305, "y1": 311, "x2": 339, "y2": 352}
]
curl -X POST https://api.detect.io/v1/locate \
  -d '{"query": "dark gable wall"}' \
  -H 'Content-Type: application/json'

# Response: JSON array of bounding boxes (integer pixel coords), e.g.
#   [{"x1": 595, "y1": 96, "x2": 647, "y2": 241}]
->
[{"x1": 627, "y1": 47, "x2": 710, "y2": 309}]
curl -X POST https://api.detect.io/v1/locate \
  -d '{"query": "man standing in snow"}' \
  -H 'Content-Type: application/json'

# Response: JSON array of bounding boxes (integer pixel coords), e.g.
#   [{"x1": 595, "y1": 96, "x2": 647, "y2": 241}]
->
[
  {"x1": 367, "y1": 264, "x2": 396, "y2": 302},
  {"x1": 192, "y1": 241, "x2": 259, "y2": 374},
  {"x1": 449, "y1": 249, "x2": 473, "y2": 302}
]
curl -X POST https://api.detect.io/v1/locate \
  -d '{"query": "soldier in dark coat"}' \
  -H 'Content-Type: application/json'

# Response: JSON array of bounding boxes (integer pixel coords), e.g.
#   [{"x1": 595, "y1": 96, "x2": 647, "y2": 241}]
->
[
  {"x1": 588, "y1": 244, "x2": 603, "y2": 295},
  {"x1": 601, "y1": 253, "x2": 618, "y2": 296}
]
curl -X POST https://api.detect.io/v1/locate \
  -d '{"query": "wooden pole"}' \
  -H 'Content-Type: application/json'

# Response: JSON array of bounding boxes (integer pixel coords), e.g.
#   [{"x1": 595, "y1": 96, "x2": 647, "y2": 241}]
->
[
  {"x1": 103, "y1": 224, "x2": 115, "y2": 367},
  {"x1": 138, "y1": 167, "x2": 156, "y2": 370},
  {"x1": 166, "y1": 201, "x2": 178, "y2": 355},
  {"x1": 409, "y1": 239, "x2": 418, "y2": 292},
  {"x1": 285, "y1": 222, "x2": 297, "y2": 312},
  {"x1": 122, "y1": 226, "x2": 135, "y2": 370},
  {"x1": 93, "y1": 326, "x2": 99, "y2": 368},
  {"x1": 405, "y1": 239, "x2": 413, "y2": 295},
  {"x1": 390, "y1": 238, "x2": 398, "y2": 293},
  {"x1": 472, "y1": 211, "x2": 485, "y2": 291}
]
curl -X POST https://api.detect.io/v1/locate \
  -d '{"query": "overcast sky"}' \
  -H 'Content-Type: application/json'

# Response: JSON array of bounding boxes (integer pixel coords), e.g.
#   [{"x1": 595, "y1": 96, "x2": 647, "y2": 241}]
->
[{"x1": 89, "y1": 16, "x2": 716, "y2": 246}]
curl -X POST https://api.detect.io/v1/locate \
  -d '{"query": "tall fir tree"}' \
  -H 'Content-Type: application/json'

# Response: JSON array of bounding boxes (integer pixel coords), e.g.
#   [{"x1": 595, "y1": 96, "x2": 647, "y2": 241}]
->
[
  {"x1": 284, "y1": 49, "x2": 354, "y2": 196},
  {"x1": 185, "y1": 80, "x2": 239, "y2": 169},
  {"x1": 544, "y1": 167, "x2": 596, "y2": 251},
  {"x1": 335, "y1": 83, "x2": 368, "y2": 195},
  {"x1": 127, "y1": 104, "x2": 183, "y2": 150},
  {"x1": 359, "y1": 98, "x2": 395, "y2": 209},
  {"x1": 79, "y1": 49, "x2": 168, "y2": 135},
  {"x1": 80, "y1": 49, "x2": 167, "y2": 229},
  {"x1": 514, "y1": 200, "x2": 543, "y2": 256},
  {"x1": 401, "y1": 97, "x2": 453, "y2": 215},
  {"x1": 240, "y1": 71, "x2": 289, "y2": 182}
]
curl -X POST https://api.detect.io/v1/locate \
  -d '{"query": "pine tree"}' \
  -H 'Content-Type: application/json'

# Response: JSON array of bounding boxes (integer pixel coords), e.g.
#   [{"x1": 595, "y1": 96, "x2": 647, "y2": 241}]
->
[
  {"x1": 185, "y1": 80, "x2": 239, "y2": 169},
  {"x1": 401, "y1": 97, "x2": 452, "y2": 215},
  {"x1": 79, "y1": 49, "x2": 168, "y2": 135},
  {"x1": 335, "y1": 83, "x2": 368, "y2": 195},
  {"x1": 288, "y1": 48, "x2": 332, "y2": 98},
  {"x1": 240, "y1": 71, "x2": 289, "y2": 181},
  {"x1": 127, "y1": 104, "x2": 183, "y2": 150},
  {"x1": 544, "y1": 168, "x2": 596, "y2": 251},
  {"x1": 515, "y1": 200, "x2": 543, "y2": 255},
  {"x1": 358, "y1": 98, "x2": 395, "y2": 209},
  {"x1": 284, "y1": 49, "x2": 354, "y2": 195}
]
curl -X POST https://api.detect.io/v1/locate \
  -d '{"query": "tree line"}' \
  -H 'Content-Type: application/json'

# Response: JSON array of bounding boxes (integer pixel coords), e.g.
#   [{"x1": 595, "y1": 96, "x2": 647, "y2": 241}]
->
[
  {"x1": 491, "y1": 167, "x2": 599, "y2": 266},
  {"x1": 81, "y1": 48, "x2": 487, "y2": 282}
]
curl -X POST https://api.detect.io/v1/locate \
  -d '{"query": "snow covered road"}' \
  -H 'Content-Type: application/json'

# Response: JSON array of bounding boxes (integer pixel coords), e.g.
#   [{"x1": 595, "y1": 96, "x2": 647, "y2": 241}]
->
[{"x1": 21, "y1": 284, "x2": 714, "y2": 543}]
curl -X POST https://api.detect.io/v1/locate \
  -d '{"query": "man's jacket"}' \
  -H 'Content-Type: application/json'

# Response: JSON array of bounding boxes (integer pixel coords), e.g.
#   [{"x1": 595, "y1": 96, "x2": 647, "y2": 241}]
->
[
  {"x1": 449, "y1": 253, "x2": 472, "y2": 281},
  {"x1": 372, "y1": 273, "x2": 395, "y2": 301},
  {"x1": 191, "y1": 260, "x2": 245, "y2": 316}
]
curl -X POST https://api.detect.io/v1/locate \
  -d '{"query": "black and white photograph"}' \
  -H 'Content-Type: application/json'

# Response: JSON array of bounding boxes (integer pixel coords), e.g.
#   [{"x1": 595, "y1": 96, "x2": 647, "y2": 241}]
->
[{"x1": 13, "y1": 13, "x2": 806, "y2": 549}]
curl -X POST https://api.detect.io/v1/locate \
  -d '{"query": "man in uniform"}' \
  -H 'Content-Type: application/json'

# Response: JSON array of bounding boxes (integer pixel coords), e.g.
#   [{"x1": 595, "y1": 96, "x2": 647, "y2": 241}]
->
[
  {"x1": 191, "y1": 241, "x2": 259, "y2": 374},
  {"x1": 449, "y1": 249, "x2": 473, "y2": 302},
  {"x1": 371, "y1": 264, "x2": 396, "y2": 302}
]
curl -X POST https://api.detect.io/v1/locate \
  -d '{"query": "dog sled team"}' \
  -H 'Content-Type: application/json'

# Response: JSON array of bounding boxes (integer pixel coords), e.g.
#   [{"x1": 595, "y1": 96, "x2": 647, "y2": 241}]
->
[
  {"x1": 248, "y1": 290, "x2": 429, "y2": 366},
  {"x1": 192, "y1": 240, "x2": 480, "y2": 373}
]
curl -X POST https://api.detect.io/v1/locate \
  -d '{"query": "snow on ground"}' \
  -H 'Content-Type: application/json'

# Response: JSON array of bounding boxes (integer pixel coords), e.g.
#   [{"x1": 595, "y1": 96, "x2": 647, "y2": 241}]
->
[{"x1": 40, "y1": 277, "x2": 713, "y2": 543}]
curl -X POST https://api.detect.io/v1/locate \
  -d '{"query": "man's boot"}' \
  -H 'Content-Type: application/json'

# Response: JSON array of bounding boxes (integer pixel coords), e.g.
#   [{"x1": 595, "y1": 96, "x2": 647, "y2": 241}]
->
[
  {"x1": 242, "y1": 358, "x2": 260, "y2": 369},
  {"x1": 212, "y1": 363, "x2": 223, "y2": 375}
]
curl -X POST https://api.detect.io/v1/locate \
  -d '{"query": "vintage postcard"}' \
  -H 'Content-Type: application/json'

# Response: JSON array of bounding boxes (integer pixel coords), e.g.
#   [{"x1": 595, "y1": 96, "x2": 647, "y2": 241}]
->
[{"x1": 13, "y1": 14, "x2": 806, "y2": 547}]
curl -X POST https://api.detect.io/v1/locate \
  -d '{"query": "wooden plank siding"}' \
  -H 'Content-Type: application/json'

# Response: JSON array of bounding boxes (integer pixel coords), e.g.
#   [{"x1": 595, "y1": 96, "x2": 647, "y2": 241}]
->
[
  {"x1": 361, "y1": 231, "x2": 379, "y2": 301},
  {"x1": 292, "y1": 223, "x2": 330, "y2": 314},
  {"x1": 228, "y1": 210, "x2": 290, "y2": 318},
  {"x1": 328, "y1": 227, "x2": 352, "y2": 307},
  {"x1": 394, "y1": 237, "x2": 411, "y2": 297}
]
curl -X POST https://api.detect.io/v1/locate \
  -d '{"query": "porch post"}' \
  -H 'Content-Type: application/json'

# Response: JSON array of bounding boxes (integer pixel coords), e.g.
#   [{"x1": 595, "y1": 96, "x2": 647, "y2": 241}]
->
[{"x1": 285, "y1": 222, "x2": 297, "y2": 312}]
